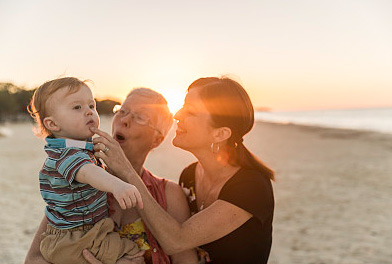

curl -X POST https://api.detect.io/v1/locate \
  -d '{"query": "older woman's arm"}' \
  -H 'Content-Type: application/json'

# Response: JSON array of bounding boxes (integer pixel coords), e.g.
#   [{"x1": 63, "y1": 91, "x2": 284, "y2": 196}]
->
[
  {"x1": 24, "y1": 217, "x2": 50, "y2": 264},
  {"x1": 92, "y1": 128, "x2": 252, "y2": 255},
  {"x1": 164, "y1": 181, "x2": 198, "y2": 263}
]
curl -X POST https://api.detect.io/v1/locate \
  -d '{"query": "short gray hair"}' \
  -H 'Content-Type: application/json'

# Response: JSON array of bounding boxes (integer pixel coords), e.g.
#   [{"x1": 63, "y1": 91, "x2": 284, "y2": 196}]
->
[{"x1": 126, "y1": 88, "x2": 173, "y2": 138}]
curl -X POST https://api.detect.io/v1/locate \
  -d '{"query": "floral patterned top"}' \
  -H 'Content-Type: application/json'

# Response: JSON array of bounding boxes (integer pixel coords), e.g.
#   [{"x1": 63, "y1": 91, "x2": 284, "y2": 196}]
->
[{"x1": 118, "y1": 218, "x2": 152, "y2": 263}]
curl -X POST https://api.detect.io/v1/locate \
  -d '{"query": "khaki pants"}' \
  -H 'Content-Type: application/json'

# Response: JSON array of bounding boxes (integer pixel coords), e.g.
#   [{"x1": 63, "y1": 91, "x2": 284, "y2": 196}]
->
[{"x1": 40, "y1": 218, "x2": 140, "y2": 264}]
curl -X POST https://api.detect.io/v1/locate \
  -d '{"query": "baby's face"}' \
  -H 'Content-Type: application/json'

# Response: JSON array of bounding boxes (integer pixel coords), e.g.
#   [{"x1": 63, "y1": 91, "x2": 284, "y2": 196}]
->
[{"x1": 46, "y1": 85, "x2": 100, "y2": 140}]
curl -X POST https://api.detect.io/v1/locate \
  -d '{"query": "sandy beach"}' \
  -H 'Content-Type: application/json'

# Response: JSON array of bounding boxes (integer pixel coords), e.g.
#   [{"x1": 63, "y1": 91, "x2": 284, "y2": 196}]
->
[{"x1": 1, "y1": 117, "x2": 391, "y2": 264}]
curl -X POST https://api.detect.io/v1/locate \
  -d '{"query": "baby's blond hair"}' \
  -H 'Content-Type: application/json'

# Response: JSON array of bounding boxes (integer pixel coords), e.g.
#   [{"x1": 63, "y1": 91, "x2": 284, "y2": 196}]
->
[{"x1": 28, "y1": 77, "x2": 89, "y2": 137}]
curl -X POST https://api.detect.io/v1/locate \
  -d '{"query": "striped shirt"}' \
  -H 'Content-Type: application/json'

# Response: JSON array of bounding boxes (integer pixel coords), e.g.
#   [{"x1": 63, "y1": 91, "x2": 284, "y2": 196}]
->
[{"x1": 40, "y1": 137, "x2": 108, "y2": 229}]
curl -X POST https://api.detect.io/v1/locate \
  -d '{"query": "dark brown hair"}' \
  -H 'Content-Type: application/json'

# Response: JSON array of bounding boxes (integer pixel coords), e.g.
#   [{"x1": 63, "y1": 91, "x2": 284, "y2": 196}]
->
[{"x1": 188, "y1": 77, "x2": 274, "y2": 180}]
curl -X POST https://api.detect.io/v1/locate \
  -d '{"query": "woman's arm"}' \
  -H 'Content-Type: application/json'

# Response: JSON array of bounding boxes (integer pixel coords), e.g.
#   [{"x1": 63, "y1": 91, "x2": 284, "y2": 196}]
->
[
  {"x1": 92, "y1": 128, "x2": 252, "y2": 255},
  {"x1": 140, "y1": 195, "x2": 252, "y2": 255},
  {"x1": 24, "y1": 216, "x2": 50, "y2": 264},
  {"x1": 164, "y1": 181, "x2": 198, "y2": 263}
]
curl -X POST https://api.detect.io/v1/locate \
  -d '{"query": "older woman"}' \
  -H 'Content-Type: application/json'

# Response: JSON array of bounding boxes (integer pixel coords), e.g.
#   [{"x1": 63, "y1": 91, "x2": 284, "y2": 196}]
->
[
  {"x1": 25, "y1": 88, "x2": 198, "y2": 264},
  {"x1": 89, "y1": 77, "x2": 275, "y2": 264}
]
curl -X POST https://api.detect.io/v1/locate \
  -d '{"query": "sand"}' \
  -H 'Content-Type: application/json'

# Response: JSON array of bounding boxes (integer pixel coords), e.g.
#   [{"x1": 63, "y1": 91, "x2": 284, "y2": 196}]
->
[{"x1": 1, "y1": 117, "x2": 392, "y2": 264}]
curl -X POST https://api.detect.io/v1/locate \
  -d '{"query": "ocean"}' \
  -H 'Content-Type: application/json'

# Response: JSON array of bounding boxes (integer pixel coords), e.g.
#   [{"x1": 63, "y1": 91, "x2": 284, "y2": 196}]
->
[{"x1": 255, "y1": 107, "x2": 392, "y2": 135}]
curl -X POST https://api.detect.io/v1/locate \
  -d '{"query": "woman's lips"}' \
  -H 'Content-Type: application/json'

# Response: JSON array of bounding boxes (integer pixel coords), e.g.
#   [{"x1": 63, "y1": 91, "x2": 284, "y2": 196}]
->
[
  {"x1": 115, "y1": 133, "x2": 125, "y2": 142},
  {"x1": 176, "y1": 126, "x2": 186, "y2": 135}
]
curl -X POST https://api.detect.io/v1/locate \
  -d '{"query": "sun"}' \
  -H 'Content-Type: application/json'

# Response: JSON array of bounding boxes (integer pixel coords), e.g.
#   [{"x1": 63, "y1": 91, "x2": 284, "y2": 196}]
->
[
  {"x1": 163, "y1": 90, "x2": 185, "y2": 115},
  {"x1": 154, "y1": 81, "x2": 187, "y2": 115}
]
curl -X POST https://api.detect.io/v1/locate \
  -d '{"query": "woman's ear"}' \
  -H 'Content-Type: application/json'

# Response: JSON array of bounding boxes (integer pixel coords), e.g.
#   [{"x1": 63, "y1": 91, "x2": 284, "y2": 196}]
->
[
  {"x1": 43, "y1": 117, "x2": 60, "y2": 133},
  {"x1": 212, "y1": 127, "x2": 232, "y2": 143},
  {"x1": 150, "y1": 133, "x2": 164, "y2": 149}
]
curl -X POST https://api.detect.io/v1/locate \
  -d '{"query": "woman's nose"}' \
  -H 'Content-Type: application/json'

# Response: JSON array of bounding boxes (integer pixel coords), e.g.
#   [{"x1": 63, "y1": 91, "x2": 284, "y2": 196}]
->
[
  {"x1": 119, "y1": 114, "x2": 131, "y2": 128},
  {"x1": 173, "y1": 108, "x2": 183, "y2": 121}
]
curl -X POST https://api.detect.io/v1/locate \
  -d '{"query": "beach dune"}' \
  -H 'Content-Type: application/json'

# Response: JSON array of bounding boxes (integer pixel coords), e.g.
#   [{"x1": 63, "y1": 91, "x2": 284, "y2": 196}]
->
[{"x1": 1, "y1": 118, "x2": 391, "y2": 264}]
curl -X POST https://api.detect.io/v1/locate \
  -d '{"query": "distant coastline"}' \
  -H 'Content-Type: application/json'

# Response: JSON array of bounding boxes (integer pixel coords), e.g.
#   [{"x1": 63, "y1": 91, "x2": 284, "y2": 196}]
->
[{"x1": 255, "y1": 107, "x2": 392, "y2": 135}]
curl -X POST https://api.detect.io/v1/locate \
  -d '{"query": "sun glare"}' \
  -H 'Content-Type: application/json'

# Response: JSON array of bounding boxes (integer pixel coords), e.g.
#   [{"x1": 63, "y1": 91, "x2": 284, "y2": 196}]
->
[
  {"x1": 152, "y1": 79, "x2": 188, "y2": 115},
  {"x1": 163, "y1": 90, "x2": 185, "y2": 115}
]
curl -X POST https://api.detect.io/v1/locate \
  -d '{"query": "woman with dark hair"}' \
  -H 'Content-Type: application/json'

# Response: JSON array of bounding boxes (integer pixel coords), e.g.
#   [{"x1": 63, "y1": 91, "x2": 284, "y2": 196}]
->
[{"x1": 86, "y1": 77, "x2": 275, "y2": 264}]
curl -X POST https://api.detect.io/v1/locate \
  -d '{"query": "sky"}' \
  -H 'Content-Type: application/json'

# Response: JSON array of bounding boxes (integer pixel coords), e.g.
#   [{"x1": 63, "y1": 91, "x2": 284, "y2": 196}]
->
[{"x1": 1, "y1": 0, "x2": 391, "y2": 112}]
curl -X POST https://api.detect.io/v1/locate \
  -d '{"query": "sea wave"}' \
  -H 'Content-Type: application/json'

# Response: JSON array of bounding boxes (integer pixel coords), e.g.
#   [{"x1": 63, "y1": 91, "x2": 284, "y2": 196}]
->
[{"x1": 255, "y1": 107, "x2": 392, "y2": 134}]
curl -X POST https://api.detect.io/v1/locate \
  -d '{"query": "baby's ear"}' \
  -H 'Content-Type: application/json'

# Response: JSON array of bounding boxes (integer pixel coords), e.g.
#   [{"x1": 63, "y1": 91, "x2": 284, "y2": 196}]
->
[{"x1": 43, "y1": 117, "x2": 60, "y2": 132}]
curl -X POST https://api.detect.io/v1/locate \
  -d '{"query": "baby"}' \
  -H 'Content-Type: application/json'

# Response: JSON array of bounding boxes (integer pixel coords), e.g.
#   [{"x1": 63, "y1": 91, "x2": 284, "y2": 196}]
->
[{"x1": 29, "y1": 77, "x2": 142, "y2": 264}]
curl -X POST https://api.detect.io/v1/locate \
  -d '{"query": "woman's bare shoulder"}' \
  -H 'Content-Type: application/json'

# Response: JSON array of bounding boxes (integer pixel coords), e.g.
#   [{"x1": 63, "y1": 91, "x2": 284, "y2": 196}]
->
[{"x1": 165, "y1": 180, "x2": 190, "y2": 222}]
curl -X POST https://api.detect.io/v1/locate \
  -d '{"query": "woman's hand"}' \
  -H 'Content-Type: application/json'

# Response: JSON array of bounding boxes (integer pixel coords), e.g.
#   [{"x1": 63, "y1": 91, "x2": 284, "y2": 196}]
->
[
  {"x1": 82, "y1": 249, "x2": 145, "y2": 264},
  {"x1": 24, "y1": 216, "x2": 51, "y2": 264},
  {"x1": 91, "y1": 127, "x2": 134, "y2": 181}
]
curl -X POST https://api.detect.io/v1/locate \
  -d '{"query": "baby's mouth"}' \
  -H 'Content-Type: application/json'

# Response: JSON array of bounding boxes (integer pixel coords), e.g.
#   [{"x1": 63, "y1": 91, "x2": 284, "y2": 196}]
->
[{"x1": 86, "y1": 120, "x2": 95, "y2": 126}]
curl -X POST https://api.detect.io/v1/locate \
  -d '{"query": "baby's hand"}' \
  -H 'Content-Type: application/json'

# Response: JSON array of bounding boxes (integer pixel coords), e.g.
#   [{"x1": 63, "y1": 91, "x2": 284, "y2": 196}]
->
[{"x1": 112, "y1": 182, "x2": 143, "y2": 210}]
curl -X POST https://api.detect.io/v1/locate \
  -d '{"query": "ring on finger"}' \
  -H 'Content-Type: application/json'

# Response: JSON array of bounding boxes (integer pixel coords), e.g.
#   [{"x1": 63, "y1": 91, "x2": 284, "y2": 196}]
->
[{"x1": 103, "y1": 145, "x2": 110, "y2": 153}]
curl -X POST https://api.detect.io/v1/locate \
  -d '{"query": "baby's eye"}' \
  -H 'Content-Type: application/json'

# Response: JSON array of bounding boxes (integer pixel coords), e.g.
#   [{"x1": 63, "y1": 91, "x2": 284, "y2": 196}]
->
[
  {"x1": 73, "y1": 105, "x2": 81, "y2": 110},
  {"x1": 89, "y1": 104, "x2": 95, "y2": 109}
]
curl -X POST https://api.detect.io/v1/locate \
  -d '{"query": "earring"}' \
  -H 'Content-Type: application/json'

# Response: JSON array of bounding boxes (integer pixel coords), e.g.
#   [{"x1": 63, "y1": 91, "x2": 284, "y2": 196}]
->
[{"x1": 210, "y1": 142, "x2": 220, "y2": 154}]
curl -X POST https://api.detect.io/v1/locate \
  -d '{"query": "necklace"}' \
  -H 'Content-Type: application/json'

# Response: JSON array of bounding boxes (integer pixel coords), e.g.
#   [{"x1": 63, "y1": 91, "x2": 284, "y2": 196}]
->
[
  {"x1": 196, "y1": 163, "x2": 238, "y2": 211},
  {"x1": 199, "y1": 184, "x2": 215, "y2": 211},
  {"x1": 197, "y1": 164, "x2": 216, "y2": 211}
]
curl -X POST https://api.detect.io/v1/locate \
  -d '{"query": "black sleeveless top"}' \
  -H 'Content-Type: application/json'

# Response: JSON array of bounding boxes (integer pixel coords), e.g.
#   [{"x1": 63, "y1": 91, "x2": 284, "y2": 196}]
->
[{"x1": 179, "y1": 163, "x2": 274, "y2": 264}]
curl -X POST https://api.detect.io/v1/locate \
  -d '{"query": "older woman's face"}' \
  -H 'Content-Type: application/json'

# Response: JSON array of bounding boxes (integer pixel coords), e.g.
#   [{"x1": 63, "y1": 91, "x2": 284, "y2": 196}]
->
[
  {"x1": 173, "y1": 87, "x2": 215, "y2": 152},
  {"x1": 111, "y1": 94, "x2": 159, "y2": 159}
]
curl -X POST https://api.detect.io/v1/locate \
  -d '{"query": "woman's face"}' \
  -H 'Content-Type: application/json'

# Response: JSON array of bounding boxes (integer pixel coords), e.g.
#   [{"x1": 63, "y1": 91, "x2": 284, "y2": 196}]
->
[
  {"x1": 111, "y1": 94, "x2": 159, "y2": 160},
  {"x1": 173, "y1": 87, "x2": 215, "y2": 153}
]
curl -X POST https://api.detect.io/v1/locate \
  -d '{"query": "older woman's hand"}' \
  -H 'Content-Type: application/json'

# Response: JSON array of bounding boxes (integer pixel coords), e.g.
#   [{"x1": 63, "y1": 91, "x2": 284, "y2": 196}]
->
[
  {"x1": 83, "y1": 249, "x2": 145, "y2": 264},
  {"x1": 90, "y1": 127, "x2": 135, "y2": 181}
]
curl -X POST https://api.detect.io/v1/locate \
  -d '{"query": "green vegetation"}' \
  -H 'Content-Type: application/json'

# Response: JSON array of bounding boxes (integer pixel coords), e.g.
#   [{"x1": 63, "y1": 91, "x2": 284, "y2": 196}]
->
[
  {"x1": 96, "y1": 99, "x2": 121, "y2": 116},
  {"x1": 0, "y1": 83, "x2": 120, "y2": 123},
  {"x1": 0, "y1": 83, "x2": 34, "y2": 122}
]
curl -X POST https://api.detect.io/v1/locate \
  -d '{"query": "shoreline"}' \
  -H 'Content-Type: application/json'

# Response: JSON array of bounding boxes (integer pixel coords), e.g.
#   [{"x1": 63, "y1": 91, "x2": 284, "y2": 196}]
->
[{"x1": 255, "y1": 120, "x2": 392, "y2": 138}]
